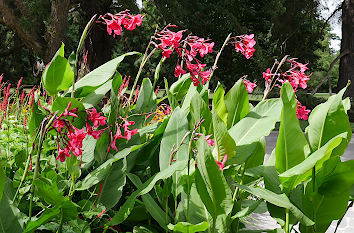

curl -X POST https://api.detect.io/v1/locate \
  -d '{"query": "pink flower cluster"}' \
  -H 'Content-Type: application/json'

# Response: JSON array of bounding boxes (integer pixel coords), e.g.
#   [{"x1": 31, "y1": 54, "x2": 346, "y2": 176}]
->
[
  {"x1": 110, "y1": 117, "x2": 138, "y2": 151},
  {"x1": 153, "y1": 25, "x2": 215, "y2": 86},
  {"x1": 263, "y1": 58, "x2": 312, "y2": 120},
  {"x1": 241, "y1": 76, "x2": 257, "y2": 93},
  {"x1": 216, "y1": 155, "x2": 228, "y2": 171},
  {"x1": 98, "y1": 10, "x2": 143, "y2": 38},
  {"x1": 296, "y1": 101, "x2": 311, "y2": 120},
  {"x1": 232, "y1": 34, "x2": 256, "y2": 59},
  {"x1": 50, "y1": 103, "x2": 108, "y2": 162}
]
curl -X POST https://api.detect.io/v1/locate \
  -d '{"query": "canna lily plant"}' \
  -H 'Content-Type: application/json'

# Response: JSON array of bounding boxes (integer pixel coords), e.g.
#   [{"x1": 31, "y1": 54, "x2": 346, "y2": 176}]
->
[{"x1": 0, "y1": 10, "x2": 353, "y2": 233}]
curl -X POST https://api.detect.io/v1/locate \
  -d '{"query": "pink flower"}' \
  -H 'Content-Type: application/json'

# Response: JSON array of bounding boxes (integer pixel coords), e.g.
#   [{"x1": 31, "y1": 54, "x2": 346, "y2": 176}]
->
[
  {"x1": 86, "y1": 121, "x2": 107, "y2": 140},
  {"x1": 122, "y1": 14, "x2": 143, "y2": 30},
  {"x1": 110, "y1": 118, "x2": 138, "y2": 151},
  {"x1": 205, "y1": 135, "x2": 215, "y2": 146},
  {"x1": 161, "y1": 48, "x2": 173, "y2": 58},
  {"x1": 242, "y1": 78, "x2": 257, "y2": 93},
  {"x1": 215, "y1": 155, "x2": 228, "y2": 171},
  {"x1": 174, "y1": 64, "x2": 186, "y2": 77},
  {"x1": 200, "y1": 70, "x2": 211, "y2": 85},
  {"x1": 63, "y1": 102, "x2": 78, "y2": 118},
  {"x1": 87, "y1": 108, "x2": 107, "y2": 127},
  {"x1": 263, "y1": 68, "x2": 273, "y2": 82},
  {"x1": 234, "y1": 34, "x2": 256, "y2": 59},
  {"x1": 67, "y1": 127, "x2": 87, "y2": 157},
  {"x1": 53, "y1": 119, "x2": 65, "y2": 131},
  {"x1": 296, "y1": 101, "x2": 311, "y2": 120},
  {"x1": 57, "y1": 146, "x2": 70, "y2": 162}
]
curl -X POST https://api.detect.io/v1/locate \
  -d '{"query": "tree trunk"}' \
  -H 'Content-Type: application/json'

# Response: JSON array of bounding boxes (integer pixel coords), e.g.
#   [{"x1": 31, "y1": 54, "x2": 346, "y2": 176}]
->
[
  {"x1": 338, "y1": 0, "x2": 354, "y2": 96},
  {"x1": 79, "y1": 0, "x2": 113, "y2": 72}
]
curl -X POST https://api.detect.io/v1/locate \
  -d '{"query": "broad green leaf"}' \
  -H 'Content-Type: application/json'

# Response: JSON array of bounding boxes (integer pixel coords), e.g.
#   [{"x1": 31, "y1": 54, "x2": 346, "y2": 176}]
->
[
  {"x1": 0, "y1": 193, "x2": 23, "y2": 233},
  {"x1": 212, "y1": 108, "x2": 236, "y2": 159},
  {"x1": 128, "y1": 173, "x2": 169, "y2": 230},
  {"x1": 228, "y1": 99, "x2": 282, "y2": 163},
  {"x1": 235, "y1": 184, "x2": 314, "y2": 226},
  {"x1": 52, "y1": 97, "x2": 86, "y2": 128},
  {"x1": 82, "y1": 80, "x2": 112, "y2": 109},
  {"x1": 168, "y1": 221, "x2": 209, "y2": 233},
  {"x1": 229, "y1": 98, "x2": 282, "y2": 146},
  {"x1": 34, "y1": 177, "x2": 64, "y2": 206},
  {"x1": 0, "y1": 162, "x2": 4, "y2": 201},
  {"x1": 275, "y1": 82, "x2": 308, "y2": 176},
  {"x1": 212, "y1": 83, "x2": 227, "y2": 124},
  {"x1": 225, "y1": 79, "x2": 249, "y2": 128},
  {"x1": 81, "y1": 136, "x2": 96, "y2": 170},
  {"x1": 76, "y1": 14, "x2": 97, "y2": 66},
  {"x1": 279, "y1": 133, "x2": 347, "y2": 192},
  {"x1": 135, "y1": 78, "x2": 156, "y2": 113},
  {"x1": 108, "y1": 161, "x2": 186, "y2": 226},
  {"x1": 195, "y1": 139, "x2": 233, "y2": 229},
  {"x1": 165, "y1": 78, "x2": 178, "y2": 110},
  {"x1": 94, "y1": 131, "x2": 110, "y2": 164},
  {"x1": 97, "y1": 159, "x2": 126, "y2": 209},
  {"x1": 190, "y1": 92, "x2": 212, "y2": 133},
  {"x1": 69, "y1": 52, "x2": 140, "y2": 97},
  {"x1": 170, "y1": 73, "x2": 192, "y2": 101},
  {"x1": 42, "y1": 43, "x2": 74, "y2": 96},
  {"x1": 159, "y1": 107, "x2": 189, "y2": 171},
  {"x1": 232, "y1": 199, "x2": 263, "y2": 219},
  {"x1": 76, "y1": 144, "x2": 143, "y2": 190},
  {"x1": 181, "y1": 83, "x2": 198, "y2": 114},
  {"x1": 301, "y1": 157, "x2": 354, "y2": 232},
  {"x1": 28, "y1": 101, "x2": 45, "y2": 134},
  {"x1": 133, "y1": 226, "x2": 155, "y2": 233},
  {"x1": 108, "y1": 72, "x2": 123, "y2": 125},
  {"x1": 24, "y1": 205, "x2": 61, "y2": 233},
  {"x1": 305, "y1": 87, "x2": 352, "y2": 156}
]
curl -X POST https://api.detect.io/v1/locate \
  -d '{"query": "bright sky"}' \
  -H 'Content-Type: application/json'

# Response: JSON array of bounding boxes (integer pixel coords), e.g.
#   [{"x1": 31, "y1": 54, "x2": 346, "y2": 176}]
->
[{"x1": 319, "y1": 0, "x2": 342, "y2": 51}]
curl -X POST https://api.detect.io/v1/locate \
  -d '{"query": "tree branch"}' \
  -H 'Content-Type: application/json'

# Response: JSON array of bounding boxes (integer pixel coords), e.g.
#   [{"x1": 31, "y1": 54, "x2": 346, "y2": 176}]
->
[
  {"x1": 311, "y1": 50, "x2": 350, "y2": 95},
  {"x1": 0, "y1": 0, "x2": 44, "y2": 55},
  {"x1": 319, "y1": 5, "x2": 342, "y2": 36}
]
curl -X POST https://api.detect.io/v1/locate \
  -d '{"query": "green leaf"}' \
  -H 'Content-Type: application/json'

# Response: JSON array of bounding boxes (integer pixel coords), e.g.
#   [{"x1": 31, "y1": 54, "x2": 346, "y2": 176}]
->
[
  {"x1": 159, "y1": 107, "x2": 189, "y2": 171},
  {"x1": 212, "y1": 82, "x2": 227, "y2": 124},
  {"x1": 28, "y1": 101, "x2": 45, "y2": 134},
  {"x1": 52, "y1": 97, "x2": 86, "y2": 128},
  {"x1": 135, "y1": 78, "x2": 156, "y2": 113},
  {"x1": 275, "y1": 82, "x2": 308, "y2": 176},
  {"x1": 212, "y1": 108, "x2": 236, "y2": 159},
  {"x1": 94, "y1": 131, "x2": 110, "y2": 164},
  {"x1": 305, "y1": 87, "x2": 352, "y2": 156},
  {"x1": 24, "y1": 205, "x2": 61, "y2": 233},
  {"x1": 279, "y1": 133, "x2": 347, "y2": 192},
  {"x1": 76, "y1": 144, "x2": 143, "y2": 190},
  {"x1": 181, "y1": 84, "x2": 198, "y2": 114},
  {"x1": 0, "y1": 194, "x2": 24, "y2": 233},
  {"x1": 228, "y1": 99, "x2": 281, "y2": 163},
  {"x1": 194, "y1": 139, "x2": 233, "y2": 229},
  {"x1": 225, "y1": 79, "x2": 249, "y2": 128},
  {"x1": 108, "y1": 72, "x2": 123, "y2": 125},
  {"x1": 42, "y1": 43, "x2": 74, "y2": 96},
  {"x1": 190, "y1": 92, "x2": 212, "y2": 133},
  {"x1": 235, "y1": 184, "x2": 314, "y2": 226},
  {"x1": 165, "y1": 78, "x2": 178, "y2": 110},
  {"x1": 301, "y1": 157, "x2": 354, "y2": 232},
  {"x1": 127, "y1": 173, "x2": 169, "y2": 230},
  {"x1": 167, "y1": 221, "x2": 209, "y2": 233},
  {"x1": 34, "y1": 177, "x2": 64, "y2": 206},
  {"x1": 108, "y1": 161, "x2": 187, "y2": 226},
  {"x1": 170, "y1": 73, "x2": 192, "y2": 101},
  {"x1": 82, "y1": 80, "x2": 112, "y2": 109},
  {"x1": 0, "y1": 162, "x2": 4, "y2": 201},
  {"x1": 69, "y1": 52, "x2": 140, "y2": 97},
  {"x1": 97, "y1": 159, "x2": 126, "y2": 209}
]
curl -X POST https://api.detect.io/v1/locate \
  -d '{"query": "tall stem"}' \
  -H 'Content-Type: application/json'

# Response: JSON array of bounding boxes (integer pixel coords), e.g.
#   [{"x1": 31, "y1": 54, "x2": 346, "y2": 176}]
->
[
  {"x1": 209, "y1": 33, "x2": 232, "y2": 81},
  {"x1": 285, "y1": 208, "x2": 290, "y2": 233}
]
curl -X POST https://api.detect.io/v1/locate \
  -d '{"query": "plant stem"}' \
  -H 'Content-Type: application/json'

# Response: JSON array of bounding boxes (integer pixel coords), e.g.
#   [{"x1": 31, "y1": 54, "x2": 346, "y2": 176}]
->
[
  {"x1": 165, "y1": 197, "x2": 169, "y2": 233},
  {"x1": 232, "y1": 163, "x2": 246, "y2": 202},
  {"x1": 312, "y1": 166, "x2": 316, "y2": 192},
  {"x1": 285, "y1": 208, "x2": 290, "y2": 233},
  {"x1": 56, "y1": 211, "x2": 64, "y2": 233},
  {"x1": 209, "y1": 33, "x2": 232, "y2": 81}
]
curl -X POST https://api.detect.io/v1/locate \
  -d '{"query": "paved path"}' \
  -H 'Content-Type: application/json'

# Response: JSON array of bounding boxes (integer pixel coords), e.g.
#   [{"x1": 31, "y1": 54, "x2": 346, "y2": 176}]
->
[{"x1": 245, "y1": 132, "x2": 354, "y2": 232}]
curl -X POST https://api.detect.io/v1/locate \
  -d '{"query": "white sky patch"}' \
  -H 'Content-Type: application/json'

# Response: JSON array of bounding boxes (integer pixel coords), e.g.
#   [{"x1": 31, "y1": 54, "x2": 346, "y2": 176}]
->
[
  {"x1": 319, "y1": 0, "x2": 342, "y2": 51},
  {"x1": 137, "y1": 0, "x2": 143, "y2": 9}
]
